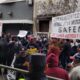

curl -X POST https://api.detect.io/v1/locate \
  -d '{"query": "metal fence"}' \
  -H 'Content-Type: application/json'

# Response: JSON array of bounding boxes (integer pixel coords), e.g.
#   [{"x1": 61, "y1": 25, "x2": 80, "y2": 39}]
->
[{"x1": 0, "y1": 64, "x2": 63, "y2": 80}]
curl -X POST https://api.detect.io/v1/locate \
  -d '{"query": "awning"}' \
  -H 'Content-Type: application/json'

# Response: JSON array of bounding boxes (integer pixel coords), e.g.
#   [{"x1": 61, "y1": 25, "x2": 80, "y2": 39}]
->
[{"x1": 1, "y1": 19, "x2": 33, "y2": 24}]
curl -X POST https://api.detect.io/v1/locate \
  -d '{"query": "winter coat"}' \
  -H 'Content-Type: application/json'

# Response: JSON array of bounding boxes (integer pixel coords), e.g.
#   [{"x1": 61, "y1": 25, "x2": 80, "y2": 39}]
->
[{"x1": 45, "y1": 53, "x2": 70, "y2": 80}]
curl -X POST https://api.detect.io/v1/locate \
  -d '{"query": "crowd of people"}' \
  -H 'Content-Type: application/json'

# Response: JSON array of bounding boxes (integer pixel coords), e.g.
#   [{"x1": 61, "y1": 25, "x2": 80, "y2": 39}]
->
[{"x1": 0, "y1": 32, "x2": 80, "y2": 80}]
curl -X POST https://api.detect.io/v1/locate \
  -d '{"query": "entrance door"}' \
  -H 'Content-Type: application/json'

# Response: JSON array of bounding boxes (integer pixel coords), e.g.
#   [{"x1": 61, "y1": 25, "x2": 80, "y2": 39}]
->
[{"x1": 39, "y1": 20, "x2": 49, "y2": 32}]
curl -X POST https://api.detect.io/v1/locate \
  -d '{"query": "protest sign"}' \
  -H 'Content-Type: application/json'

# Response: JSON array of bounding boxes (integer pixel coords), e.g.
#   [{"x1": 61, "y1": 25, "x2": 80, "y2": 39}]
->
[
  {"x1": 50, "y1": 12, "x2": 80, "y2": 39},
  {"x1": 17, "y1": 30, "x2": 28, "y2": 38}
]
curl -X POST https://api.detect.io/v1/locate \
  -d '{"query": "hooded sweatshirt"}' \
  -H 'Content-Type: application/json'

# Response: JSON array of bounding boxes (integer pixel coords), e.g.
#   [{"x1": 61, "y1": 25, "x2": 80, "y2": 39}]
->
[{"x1": 45, "y1": 53, "x2": 70, "y2": 80}]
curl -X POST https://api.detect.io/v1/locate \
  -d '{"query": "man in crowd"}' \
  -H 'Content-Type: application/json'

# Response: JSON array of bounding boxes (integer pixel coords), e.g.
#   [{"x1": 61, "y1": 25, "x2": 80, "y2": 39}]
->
[
  {"x1": 69, "y1": 46, "x2": 80, "y2": 80},
  {"x1": 60, "y1": 39, "x2": 72, "y2": 69},
  {"x1": 14, "y1": 47, "x2": 29, "y2": 80}
]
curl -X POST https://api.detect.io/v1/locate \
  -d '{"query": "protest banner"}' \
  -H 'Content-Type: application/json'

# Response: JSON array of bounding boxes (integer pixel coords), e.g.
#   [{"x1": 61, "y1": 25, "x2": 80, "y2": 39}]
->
[
  {"x1": 50, "y1": 12, "x2": 80, "y2": 39},
  {"x1": 52, "y1": 12, "x2": 80, "y2": 21}
]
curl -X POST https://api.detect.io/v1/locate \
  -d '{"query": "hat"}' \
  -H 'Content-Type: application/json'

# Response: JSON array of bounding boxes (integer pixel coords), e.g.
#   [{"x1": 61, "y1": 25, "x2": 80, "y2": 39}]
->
[{"x1": 46, "y1": 53, "x2": 59, "y2": 67}]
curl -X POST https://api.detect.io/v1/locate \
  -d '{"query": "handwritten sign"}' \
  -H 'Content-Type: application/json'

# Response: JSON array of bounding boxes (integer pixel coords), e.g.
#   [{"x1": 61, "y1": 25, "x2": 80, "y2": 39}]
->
[{"x1": 17, "y1": 30, "x2": 28, "y2": 38}]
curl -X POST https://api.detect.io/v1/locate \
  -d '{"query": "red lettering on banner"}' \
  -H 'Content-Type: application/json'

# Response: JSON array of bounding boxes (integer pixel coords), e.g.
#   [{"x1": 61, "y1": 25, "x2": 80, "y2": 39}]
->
[
  {"x1": 51, "y1": 34, "x2": 80, "y2": 39},
  {"x1": 58, "y1": 34, "x2": 64, "y2": 38},
  {"x1": 76, "y1": 34, "x2": 80, "y2": 38},
  {"x1": 64, "y1": 34, "x2": 80, "y2": 38}
]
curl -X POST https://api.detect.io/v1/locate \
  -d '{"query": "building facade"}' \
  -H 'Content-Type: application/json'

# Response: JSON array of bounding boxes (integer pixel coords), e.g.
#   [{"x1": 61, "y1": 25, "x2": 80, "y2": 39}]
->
[
  {"x1": 33, "y1": 0, "x2": 80, "y2": 33},
  {"x1": 0, "y1": 0, "x2": 33, "y2": 35}
]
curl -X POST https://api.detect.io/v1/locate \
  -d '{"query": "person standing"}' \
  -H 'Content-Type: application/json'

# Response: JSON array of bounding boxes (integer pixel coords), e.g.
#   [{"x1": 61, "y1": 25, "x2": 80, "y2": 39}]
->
[
  {"x1": 45, "y1": 53, "x2": 70, "y2": 80},
  {"x1": 60, "y1": 39, "x2": 72, "y2": 69}
]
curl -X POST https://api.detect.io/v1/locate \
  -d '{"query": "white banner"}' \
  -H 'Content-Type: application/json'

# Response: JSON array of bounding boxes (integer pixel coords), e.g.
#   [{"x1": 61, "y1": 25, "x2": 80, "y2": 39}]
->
[
  {"x1": 52, "y1": 12, "x2": 80, "y2": 21},
  {"x1": 50, "y1": 12, "x2": 80, "y2": 39}
]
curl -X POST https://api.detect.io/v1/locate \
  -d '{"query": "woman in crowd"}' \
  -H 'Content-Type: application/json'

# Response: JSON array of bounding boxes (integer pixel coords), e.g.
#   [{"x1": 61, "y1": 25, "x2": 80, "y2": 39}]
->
[{"x1": 47, "y1": 38, "x2": 61, "y2": 58}]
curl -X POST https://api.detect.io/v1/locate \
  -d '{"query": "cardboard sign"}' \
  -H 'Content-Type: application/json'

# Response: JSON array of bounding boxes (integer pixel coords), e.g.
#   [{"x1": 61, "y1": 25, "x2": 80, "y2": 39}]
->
[{"x1": 17, "y1": 30, "x2": 28, "y2": 38}]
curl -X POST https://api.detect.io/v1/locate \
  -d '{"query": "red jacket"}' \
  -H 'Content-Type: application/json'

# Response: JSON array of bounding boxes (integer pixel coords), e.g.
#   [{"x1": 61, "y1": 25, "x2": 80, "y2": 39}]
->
[
  {"x1": 45, "y1": 53, "x2": 70, "y2": 80},
  {"x1": 47, "y1": 46, "x2": 60, "y2": 58},
  {"x1": 45, "y1": 67, "x2": 69, "y2": 80}
]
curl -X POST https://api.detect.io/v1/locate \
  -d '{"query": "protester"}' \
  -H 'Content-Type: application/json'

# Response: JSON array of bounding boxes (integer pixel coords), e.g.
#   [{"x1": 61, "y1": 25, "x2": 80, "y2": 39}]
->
[
  {"x1": 25, "y1": 36, "x2": 40, "y2": 57},
  {"x1": 69, "y1": 66, "x2": 80, "y2": 80},
  {"x1": 0, "y1": 36, "x2": 8, "y2": 74},
  {"x1": 60, "y1": 39, "x2": 72, "y2": 69},
  {"x1": 45, "y1": 53, "x2": 70, "y2": 80},
  {"x1": 69, "y1": 46, "x2": 80, "y2": 80},
  {"x1": 29, "y1": 53, "x2": 47, "y2": 80},
  {"x1": 21, "y1": 36, "x2": 29, "y2": 48},
  {"x1": 47, "y1": 42, "x2": 61, "y2": 58},
  {"x1": 27, "y1": 35, "x2": 39, "y2": 50},
  {"x1": 7, "y1": 36, "x2": 19, "y2": 66},
  {"x1": 72, "y1": 44, "x2": 80, "y2": 58},
  {"x1": 67, "y1": 49, "x2": 80, "y2": 71},
  {"x1": 14, "y1": 47, "x2": 29, "y2": 80},
  {"x1": 71, "y1": 52, "x2": 80, "y2": 67},
  {"x1": 70, "y1": 40, "x2": 78, "y2": 56},
  {"x1": 69, "y1": 44, "x2": 80, "y2": 65},
  {"x1": 2, "y1": 32, "x2": 80, "y2": 79}
]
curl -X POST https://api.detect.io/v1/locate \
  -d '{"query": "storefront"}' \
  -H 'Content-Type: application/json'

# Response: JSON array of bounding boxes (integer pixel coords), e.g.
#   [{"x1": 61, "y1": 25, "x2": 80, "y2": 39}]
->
[
  {"x1": 2, "y1": 20, "x2": 33, "y2": 35},
  {"x1": 0, "y1": 0, "x2": 33, "y2": 35}
]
